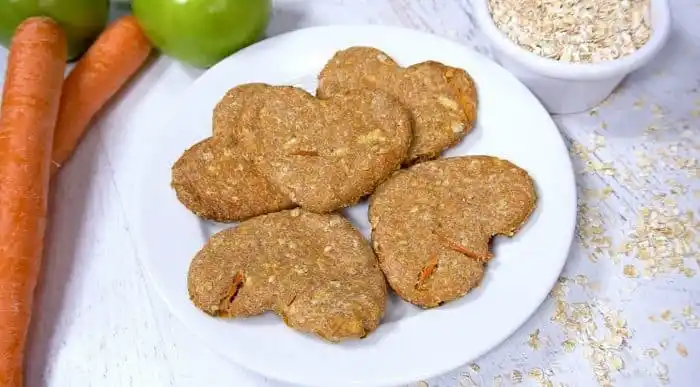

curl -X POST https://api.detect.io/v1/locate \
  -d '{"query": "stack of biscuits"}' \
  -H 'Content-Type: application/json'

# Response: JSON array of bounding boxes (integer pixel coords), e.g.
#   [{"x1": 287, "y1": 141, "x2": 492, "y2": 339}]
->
[{"x1": 174, "y1": 47, "x2": 537, "y2": 343}]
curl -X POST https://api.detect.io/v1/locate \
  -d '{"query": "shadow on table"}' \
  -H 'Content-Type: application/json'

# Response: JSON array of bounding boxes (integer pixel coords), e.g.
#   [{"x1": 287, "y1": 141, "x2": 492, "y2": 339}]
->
[
  {"x1": 24, "y1": 55, "x2": 162, "y2": 386},
  {"x1": 24, "y1": 134, "x2": 102, "y2": 386}
]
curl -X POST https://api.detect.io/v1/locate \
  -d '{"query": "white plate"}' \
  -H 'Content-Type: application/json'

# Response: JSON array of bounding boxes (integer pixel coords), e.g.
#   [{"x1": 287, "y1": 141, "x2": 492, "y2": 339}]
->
[{"x1": 135, "y1": 25, "x2": 576, "y2": 387}]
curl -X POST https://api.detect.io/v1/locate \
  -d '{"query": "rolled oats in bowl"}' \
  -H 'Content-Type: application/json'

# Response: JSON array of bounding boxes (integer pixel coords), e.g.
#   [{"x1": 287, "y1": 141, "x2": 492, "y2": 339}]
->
[{"x1": 487, "y1": 0, "x2": 653, "y2": 63}]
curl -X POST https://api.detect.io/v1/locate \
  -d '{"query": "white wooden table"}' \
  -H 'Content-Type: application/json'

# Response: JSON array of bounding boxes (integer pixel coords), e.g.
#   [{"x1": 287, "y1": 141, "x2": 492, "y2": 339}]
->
[{"x1": 1, "y1": 1, "x2": 698, "y2": 386}]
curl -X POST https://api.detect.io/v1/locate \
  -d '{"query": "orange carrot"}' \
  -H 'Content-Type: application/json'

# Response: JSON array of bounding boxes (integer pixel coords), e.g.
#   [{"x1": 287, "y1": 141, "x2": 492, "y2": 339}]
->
[
  {"x1": 415, "y1": 254, "x2": 439, "y2": 289},
  {"x1": 434, "y1": 232, "x2": 493, "y2": 261},
  {"x1": 51, "y1": 15, "x2": 152, "y2": 175},
  {"x1": 0, "y1": 17, "x2": 67, "y2": 387}
]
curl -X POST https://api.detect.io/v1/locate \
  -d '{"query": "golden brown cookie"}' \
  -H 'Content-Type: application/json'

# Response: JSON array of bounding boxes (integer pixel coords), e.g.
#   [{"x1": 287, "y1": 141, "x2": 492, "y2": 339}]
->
[
  {"x1": 212, "y1": 83, "x2": 272, "y2": 138},
  {"x1": 317, "y1": 46, "x2": 478, "y2": 164},
  {"x1": 188, "y1": 209, "x2": 387, "y2": 342},
  {"x1": 171, "y1": 137, "x2": 294, "y2": 222},
  {"x1": 369, "y1": 156, "x2": 537, "y2": 308},
  {"x1": 238, "y1": 85, "x2": 412, "y2": 213}
]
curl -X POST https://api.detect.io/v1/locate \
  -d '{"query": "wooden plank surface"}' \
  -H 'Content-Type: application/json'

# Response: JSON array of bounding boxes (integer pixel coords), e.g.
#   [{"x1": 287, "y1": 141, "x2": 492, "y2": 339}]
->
[{"x1": 0, "y1": 0, "x2": 697, "y2": 386}]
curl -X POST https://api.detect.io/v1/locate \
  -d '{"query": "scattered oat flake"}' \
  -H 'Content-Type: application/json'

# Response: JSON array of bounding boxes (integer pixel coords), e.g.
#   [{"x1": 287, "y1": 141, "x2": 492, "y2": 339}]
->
[
  {"x1": 586, "y1": 161, "x2": 617, "y2": 175},
  {"x1": 682, "y1": 306, "x2": 693, "y2": 317},
  {"x1": 574, "y1": 274, "x2": 588, "y2": 285},
  {"x1": 660, "y1": 339, "x2": 669, "y2": 348},
  {"x1": 415, "y1": 382, "x2": 429, "y2": 387},
  {"x1": 469, "y1": 363, "x2": 481, "y2": 373},
  {"x1": 671, "y1": 321, "x2": 685, "y2": 331},
  {"x1": 458, "y1": 373, "x2": 478, "y2": 387},
  {"x1": 681, "y1": 267, "x2": 696, "y2": 277},
  {"x1": 645, "y1": 348, "x2": 660, "y2": 358},
  {"x1": 677, "y1": 343, "x2": 688, "y2": 357},
  {"x1": 562, "y1": 339, "x2": 576, "y2": 352},
  {"x1": 623, "y1": 265, "x2": 639, "y2": 278},
  {"x1": 623, "y1": 197, "x2": 697, "y2": 278},
  {"x1": 645, "y1": 124, "x2": 659, "y2": 135},
  {"x1": 609, "y1": 355, "x2": 625, "y2": 371},
  {"x1": 493, "y1": 375, "x2": 504, "y2": 387},
  {"x1": 661, "y1": 310, "x2": 672, "y2": 321},
  {"x1": 601, "y1": 186, "x2": 613, "y2": 197},
  {"x1": 528, "y1": 368, "x2": 544, "y2": 381},
  {"x1": 550, "y1": 281, "x2": 633, "y2": 387},
  {"x1": 528, "y1": 329, "x2": 541, "y2": 350},
  {"x1": 591, "y1": 133, "x2": 606, "y2": 149},
  {"x1": 510, "y1": 370, "x2": 523, "y2": 384}
]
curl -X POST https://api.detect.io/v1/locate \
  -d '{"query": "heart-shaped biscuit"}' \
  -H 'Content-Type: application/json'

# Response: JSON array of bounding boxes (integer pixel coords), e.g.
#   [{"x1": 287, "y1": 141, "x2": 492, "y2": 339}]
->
[
  {"x1": 171, "y1": 137, "x2": 294, "y2": 222},
  {"x1": 188, "y1": 209, "x2": 387, "y2": 342},
  {"x1": 369, "y1": 156, "x2": 537, "y2": 308},
  {"x1": 213, "y1": 83, "x2": 273, "y2": 138},
  {"x1": 237, "y1": 85, "x2": 413, "y2": 213},
  {"x1": 172, "y1": 84, "x2": 298, "y2": 222},
  {"x1": 317, "y1": 46, "x2": 478, "y2": 164}
]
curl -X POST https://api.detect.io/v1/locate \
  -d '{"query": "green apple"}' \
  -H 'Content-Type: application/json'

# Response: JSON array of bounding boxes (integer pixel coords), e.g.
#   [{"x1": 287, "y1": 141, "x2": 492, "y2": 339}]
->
[
  {"x1": 133, "y1": 0, "x2": 271, "y2": 68},
  {"x1": 0, "y1": 0, "x2": 109, "y2": 61}
]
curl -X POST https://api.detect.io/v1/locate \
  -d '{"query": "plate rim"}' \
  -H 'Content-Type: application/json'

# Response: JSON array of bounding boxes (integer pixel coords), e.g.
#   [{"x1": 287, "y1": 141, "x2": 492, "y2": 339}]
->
[{"x1": 134, "y1": 24, "x2": 577, "y2": 387}]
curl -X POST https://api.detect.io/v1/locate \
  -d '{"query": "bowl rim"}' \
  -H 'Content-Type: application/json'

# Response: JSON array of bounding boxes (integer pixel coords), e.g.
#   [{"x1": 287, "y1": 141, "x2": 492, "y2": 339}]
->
[{"x1": 472, "y1": 0, "x2": 672, "y2": 81}]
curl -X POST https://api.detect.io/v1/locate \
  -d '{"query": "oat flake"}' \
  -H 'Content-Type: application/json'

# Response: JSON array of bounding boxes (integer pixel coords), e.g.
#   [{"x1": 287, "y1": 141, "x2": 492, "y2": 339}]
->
[
  {"x1": 644, "y1": 348, "x2": 660, "y2": 359},
  {"x1": 488, "y1": 0, "x2": 652, "y2": 63},
  {"x1": 562, "y1": 339, "x2": 577, "y2": 352},
  {"x1": 660, "y1": 310, "x2": 672, "y2": 321},
  {"x1": 529, "y1": 329, "x2": 542, "y2": 350},
  {"x1": 623, "y1": 264, "x2": 639, "y2": 278},
  {"x1": 510, "y1": 370, "x2": 524, "y2": 384}
]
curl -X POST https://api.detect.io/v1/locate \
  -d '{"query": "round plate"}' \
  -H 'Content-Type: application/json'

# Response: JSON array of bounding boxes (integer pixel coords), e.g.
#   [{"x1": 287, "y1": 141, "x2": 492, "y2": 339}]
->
[{"x1": 135, "y1": 25, "x2": 576, "y2": 387}]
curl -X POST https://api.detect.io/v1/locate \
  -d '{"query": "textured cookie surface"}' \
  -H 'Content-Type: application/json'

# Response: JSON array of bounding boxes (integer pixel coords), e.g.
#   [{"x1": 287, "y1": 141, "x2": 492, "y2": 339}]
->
[
  {"x1": 369, "y1": 156, "x2": 537, "y2": 308},
  {"x1": 317, "y1": 46, "x2": 478, "y2": 164},
  {"x1": 212, "y1": 83, "x2": 272, "y2": 138},
  {"x1": 188, "y1": 209, "x2": 387, "y2": 342},
  {"x1": 238, "y1": 85, "x2": 412, "y2": 213},
  {"x1": 171, "y1": 137, "x2": 294, "y2": 222}
]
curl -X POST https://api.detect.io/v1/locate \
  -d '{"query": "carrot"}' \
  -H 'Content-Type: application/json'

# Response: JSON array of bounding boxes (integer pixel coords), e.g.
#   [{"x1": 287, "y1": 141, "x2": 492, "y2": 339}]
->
[
  {"x1": 51, "y1": 15, "x2": 152, "y2": 175},
  {"x1": 434, "y1": 232, "x2": 493, "y2": 261},
  {"x1": 415, "y1": 254, "x2": 439, "y2": 289},
  {"x1": 0, "y1": 17, "x2": 67, "y2": 387}
]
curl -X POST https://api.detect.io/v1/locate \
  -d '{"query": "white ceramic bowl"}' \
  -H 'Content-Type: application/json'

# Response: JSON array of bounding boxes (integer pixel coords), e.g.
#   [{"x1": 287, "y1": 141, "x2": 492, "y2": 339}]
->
[{"x1": 473, "y1": 0, "x2": 671, "y2": 114}]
